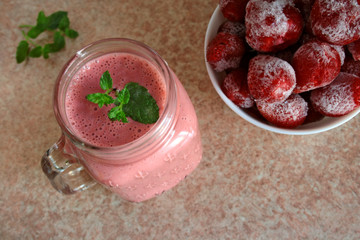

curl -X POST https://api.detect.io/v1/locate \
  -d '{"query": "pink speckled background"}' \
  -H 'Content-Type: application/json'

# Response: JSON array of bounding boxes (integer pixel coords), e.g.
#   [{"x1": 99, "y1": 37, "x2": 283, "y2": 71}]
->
[{"x1": 1, "y1": 0, "x2": 360, "y2": 239}]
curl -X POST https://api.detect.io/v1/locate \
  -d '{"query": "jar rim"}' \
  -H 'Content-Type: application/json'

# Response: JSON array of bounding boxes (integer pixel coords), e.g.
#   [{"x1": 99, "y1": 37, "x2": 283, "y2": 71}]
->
[{"x1": 53, "y1": 38, "x2": 177, "y2": 160}]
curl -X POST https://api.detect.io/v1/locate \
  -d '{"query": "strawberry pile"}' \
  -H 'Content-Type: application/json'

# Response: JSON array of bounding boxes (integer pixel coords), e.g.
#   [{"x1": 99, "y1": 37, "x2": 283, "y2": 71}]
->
[{"x1": 206, "y1": 0, "x2": 360, "y2": 128}]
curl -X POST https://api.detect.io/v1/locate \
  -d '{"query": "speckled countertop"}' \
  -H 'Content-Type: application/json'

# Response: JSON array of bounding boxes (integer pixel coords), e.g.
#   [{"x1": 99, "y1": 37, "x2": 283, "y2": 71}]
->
[{"x1": 1, "y1": 0, "x2": 360, "y2": 239}]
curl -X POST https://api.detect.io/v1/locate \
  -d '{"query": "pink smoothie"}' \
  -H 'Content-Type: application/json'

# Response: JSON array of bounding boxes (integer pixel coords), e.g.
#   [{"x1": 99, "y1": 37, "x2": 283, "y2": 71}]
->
[
  {"x1": 65, "y1": 53, "x2": 166, "y2": 147},
  {"x1": 65, "y1": 52, "x2": 202, "y2": 202}
]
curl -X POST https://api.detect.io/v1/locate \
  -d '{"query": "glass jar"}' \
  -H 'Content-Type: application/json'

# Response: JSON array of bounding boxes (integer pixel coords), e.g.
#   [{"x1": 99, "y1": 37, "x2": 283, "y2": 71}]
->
[{"x1": 41, "y1": 38, "x2": 202, "y2": 202}]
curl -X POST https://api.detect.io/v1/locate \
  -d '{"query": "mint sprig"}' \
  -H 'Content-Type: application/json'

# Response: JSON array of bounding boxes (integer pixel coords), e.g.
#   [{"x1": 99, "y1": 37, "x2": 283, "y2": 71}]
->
[
  {"x1": 16, "y1": 11, "x2": 79, "y2": 63},
  {"x1": 86, "y1": 93, "x2": 114, "y2": 108},
  {"x1": 86, "y1": 71, "x2": 160, "y2": 124}
]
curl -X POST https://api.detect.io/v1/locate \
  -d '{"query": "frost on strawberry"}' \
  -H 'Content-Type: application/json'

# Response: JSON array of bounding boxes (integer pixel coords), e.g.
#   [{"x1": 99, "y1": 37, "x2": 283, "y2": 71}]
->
[
  {"x1": 256, "y1": 94, "x2": 308, "y2": 128},
  {"x1": 221, "y1": 68, "x2": 254, "y2": 108},
  {"x1": 206, "y1": 32, "x2": 246, "y2": 72},
  {"x1": 247, "y1": 55, "x2": 296, "y2": 103},
  {"x1": 310, "y1": 0, "x2": 360, "y2": 45},
  {"x1": 292, "y1": 40, "x2": 341, "y2": 93},
  {"x1": 310, "y1": 72, "x2": 360, "y2": 117},
  {"x1": 245, "y1": 0, "x2": 304, "y2": 52},
  {"x1": 219, "y1": 0, "x2": 249, "y2": 22},
  {"x1": 218, "y1": 21, "x2": 246, "y2": 39}
]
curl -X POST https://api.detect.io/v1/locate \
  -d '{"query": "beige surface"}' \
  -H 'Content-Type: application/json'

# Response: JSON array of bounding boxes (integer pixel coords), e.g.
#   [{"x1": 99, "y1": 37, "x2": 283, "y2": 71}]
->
[{"x1": 1, "y1": 0, "x2": 360, "y2": 239}]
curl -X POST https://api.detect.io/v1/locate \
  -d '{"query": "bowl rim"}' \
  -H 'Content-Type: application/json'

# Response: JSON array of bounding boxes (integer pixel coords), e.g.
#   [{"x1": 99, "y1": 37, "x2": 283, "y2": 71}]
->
[{"x1": 204, "y1": 5, "x2": 360, "y2": 135}]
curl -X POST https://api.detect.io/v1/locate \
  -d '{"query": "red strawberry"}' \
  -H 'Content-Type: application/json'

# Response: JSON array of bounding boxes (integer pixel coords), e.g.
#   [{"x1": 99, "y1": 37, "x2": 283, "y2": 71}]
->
[
  {"x1": 299, "y1": 33, "x2": 346, "y2": 65},
  {"x1": 310, "y1": 72, "x2": 360, "y2": 117},
  {"x1": 247, "y1": 55, "x2": 296, "y2": 103},
  {"x1": 299, "y1": 32, "x2": 346, "y2": 65},
  {"x1": 245, "y1": 0, "x2": 304, "y2": 52},
  {"x1": 256, "y1": 94, "x2": 308, "y2": 128},
  {"x1": 206, "y1": 32, "x2": 246, "y2": 72},
  {"x1": 221, "y1": 68, "x2": 254, "y2": 108},
  {"x1": 292, "y1": 40, "x2": 341, "y2": 93},
  {"x1": 219, "y1": 0, "x2": 249, "y2": 22},
  {"x1": 347, "y1": 39, "x2": 360, "y2": 61},
  {"x1": 310, "y1": 0, "x2": 360, "y2": 45}
]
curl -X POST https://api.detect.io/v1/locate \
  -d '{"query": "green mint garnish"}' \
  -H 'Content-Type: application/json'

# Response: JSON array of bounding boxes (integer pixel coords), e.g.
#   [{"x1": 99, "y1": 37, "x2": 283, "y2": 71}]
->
[
  {"x1": 86, "y1": 93, "x2": 114, "y2": 108},
  {"x1": 122, "y1": 82, "x2": 160, "y2": 124},
  {"x1": 86, "y1": 71, "x2": 160, "y2": 124},
  {"x1": 99, "y1": 70, "x2": 113, "y2": 91},
  {"x1": 16, "y1": 40, "x2": 29, "y2": 63},
  {"x1": 16, "y1": 10, "x2": 79, "y2": 63}
]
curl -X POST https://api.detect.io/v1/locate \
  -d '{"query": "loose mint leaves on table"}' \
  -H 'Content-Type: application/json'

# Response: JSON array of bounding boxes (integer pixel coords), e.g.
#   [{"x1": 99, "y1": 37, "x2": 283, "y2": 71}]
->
[
  {"x1": 86, "y1": 71, "x2": 160, "y2": 124},
  {"x1": 16, "y1": 11, "x2": 79, "y2": 63}
]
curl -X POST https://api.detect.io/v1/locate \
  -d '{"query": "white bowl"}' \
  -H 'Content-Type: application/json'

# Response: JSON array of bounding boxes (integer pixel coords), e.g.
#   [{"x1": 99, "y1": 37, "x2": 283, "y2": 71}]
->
[{"x1": 204, "y1": 6, "x2": 360, "y2": 135}]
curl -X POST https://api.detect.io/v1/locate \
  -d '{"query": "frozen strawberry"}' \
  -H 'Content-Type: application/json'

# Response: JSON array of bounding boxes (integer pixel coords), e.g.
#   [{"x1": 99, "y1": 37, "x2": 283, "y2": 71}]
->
[
  {"x1": 299, "y1": 33, "x2": 345, "y2": 65},
  {"x1": 342, "y1": 56, "x2": 360, "y2": 77},
  {"x1": 221, "y1": 68, "x2": 254, "y2": 108},
  {"x1": 218, "y1": 21, "x2": 246, "y2": 39},
  {"x1": 310, "y1": 72, "x2": 360, "y2": 117},
  {"x1": 206, "y1": 32, "x2": 246, "y2": 72},
  {"x1": 219, "y1": 0, "x2": 249, "y2": 22},
  {"x1": 245, "y1": 0, "x2": 304, "y2": 52},
  {"x1": 347, "y1": 39, "x2": 360, "y2": 61},
  {"x1": 248, "y1": 55, "x2": 296, "y2": 103},
  {"x1": 310, "y1": 0, "x2": 360, "y2": 45},
  {"x1": 256, "y1": 94, "x2": 308, "y2": 128},
  {"x1": 292, "y1": 40, "x2": 341, "y2": 93}
]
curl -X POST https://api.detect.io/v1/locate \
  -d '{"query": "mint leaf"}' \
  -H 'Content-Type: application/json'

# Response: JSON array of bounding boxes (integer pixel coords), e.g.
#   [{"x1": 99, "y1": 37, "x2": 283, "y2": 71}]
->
[
  {"x1": 29, "y1": 46, "x2": 42, "y2": 58},
  {"x1": 86, "y1": 93, "x2": 114, "y2": 108},
  {"x1": 123, "y1": 82, "x2": 159, "y2": 124},
  {"x1": 47, "y1": 11, "x2": 68, "y2": 30},
  {"x1": 108, "y1": 106, "x2": 128, "y2": 123},
  {"x1": 27, "y1": 11, "x2": 48, "y2": 38},
  {"x1": 100, "y1": 70, "x2": 113, "y2": 91},
  {"x1": 52, "y1": 31, "x2": 65, "y2": 51},
  {"x1": 58, "y1": 15, "x2": 70, "y2": 31},
  {"x1": 36, "y1": 11, "x2": 48, "y2": 30},
  {"x1": 64, "y1": 28, "x2": 79, "y2": 39},
  {"x1": 27, "y1": 26, "x2": 44, "y2": 39},
  {"x1": 16, "y1": 40, "x2": 29, "y2": 63},
  {"x1": 115, "y1": 87, "x2": 130, "y2": 106}
]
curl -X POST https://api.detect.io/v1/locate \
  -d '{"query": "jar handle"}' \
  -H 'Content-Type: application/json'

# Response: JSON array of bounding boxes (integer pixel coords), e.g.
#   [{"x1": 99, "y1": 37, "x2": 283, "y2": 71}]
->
[{"x1": 41, "y1": 134, "x2": 96, "y2": 194}]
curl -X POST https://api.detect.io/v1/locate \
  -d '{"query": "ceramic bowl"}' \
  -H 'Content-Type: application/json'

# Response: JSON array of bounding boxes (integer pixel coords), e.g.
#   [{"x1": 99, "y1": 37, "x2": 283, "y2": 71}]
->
[{"x1": 204, "y1": 6, "x2": 360, "y2": 135}]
